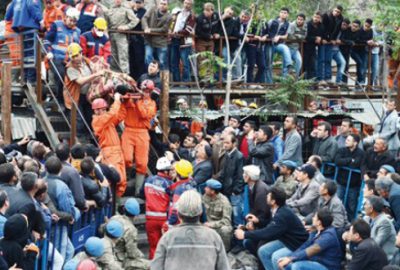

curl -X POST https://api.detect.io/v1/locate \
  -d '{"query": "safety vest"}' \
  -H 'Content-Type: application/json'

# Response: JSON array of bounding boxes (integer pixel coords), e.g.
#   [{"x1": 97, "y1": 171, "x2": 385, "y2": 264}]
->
[
  {"x1": 144, "y1": 174, "x2": 172, "y2": 220},
  {"x1": 76, "y1": 2, "x2": 99, "y2": 33},
  {"x1": 51, "y1": 21, "x2": 81, "y2": 61},
  {"x1": 80, "y1": 30, "x2": 111, "y2": 63}
]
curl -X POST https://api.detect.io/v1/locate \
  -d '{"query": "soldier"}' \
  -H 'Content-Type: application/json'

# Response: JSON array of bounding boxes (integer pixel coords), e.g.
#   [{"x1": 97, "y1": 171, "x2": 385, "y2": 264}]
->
[
  {"x1": 108, "y1": 198, "x2": 150, "y2": 269},
  {"x1": 73, "y1": 237, "x2": 105, "y2": 268},
  {"x1": 202, "y1": 179, "x2": 233, "y2": 251},
  {"x1": 105, "y1": 0, "x2": 139, "y2": 74},
  {"x1": 97, "y1": 220, "x2": 124, "y2": 270}
]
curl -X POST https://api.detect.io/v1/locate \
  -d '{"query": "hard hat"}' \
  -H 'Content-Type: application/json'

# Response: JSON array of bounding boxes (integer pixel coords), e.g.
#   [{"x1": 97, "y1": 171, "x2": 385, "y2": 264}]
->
[
  {"x1": 174, "y1": 159, "x2": 193, "y2": 178},
  {"x1": 140, "y1": 80, "x2": 155, "y2": 91},
  {"x1": 91, "y1": 98, "x2": 108, "y2": 110},
  {"x1": 241, "y1": 100, "x2": 248, "y2": 107},
  {"x1": 66, "y1": 7, "x2": 80, "y2": 21},
  {"x1": 176, "y1": 189, "x2": 202, "y2": 217},
  {"x1": 93, "y1": 17, "x2": 107, "y2": 31},
  {"x1": 67, "y1": 43, "x2": 82, "y2": 58},
  {"x1": 84, "y1": 237, "x2": 104, "y2": 258},
  {"x1": 248, "y1": 102, "x2": 258, "y2": 109},
  {"x1": 232, "y1": 99, "x2": 242, "y2": 106},
  {"x1": 125, "y1": 198, "x2": 140, "y2": 216},
  {"x1": 77, "y1": 259, "x2": 97, "y2": 270},
  {"x1": 106, "y1": 220, "x2": 124, "y2": 238},
  {"x1": 156, "y1": 157, "x2": 172, "y2": 171}
]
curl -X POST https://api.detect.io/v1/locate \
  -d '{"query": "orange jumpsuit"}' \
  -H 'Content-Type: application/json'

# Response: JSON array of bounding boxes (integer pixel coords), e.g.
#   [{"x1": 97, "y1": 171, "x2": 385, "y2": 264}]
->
[
  {"x1": 92, "y1": 100, "x2": 127, "y2": 197},
  {"x1": 4, "y1": 20, "x2": 21, "y2": 67},
  {"x1": 43, "y1": 5, "x2": 65, "y2": 31},
  {"x1": 121, "y1": 97, "x2": 157, "y2": 175}
]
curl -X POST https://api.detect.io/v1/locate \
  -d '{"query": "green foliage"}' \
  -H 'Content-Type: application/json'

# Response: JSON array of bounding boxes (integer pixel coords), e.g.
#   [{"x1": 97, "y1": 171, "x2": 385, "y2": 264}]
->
[
  {"x1": 190, "y1": 51, "x2": 226, "y2": 83},
  {"x1": 375, "y1": 0, "x2": 400, "y2": 58},
  {"x1": 265, "y1": 76, "x2": 315, "y2": 110}
]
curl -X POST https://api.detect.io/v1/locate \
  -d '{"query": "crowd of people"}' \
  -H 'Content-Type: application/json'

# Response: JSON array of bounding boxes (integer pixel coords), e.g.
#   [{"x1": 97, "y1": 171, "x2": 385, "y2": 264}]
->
[{"x1": 2, "y1": 0, "x2": 389, "y2": 92}]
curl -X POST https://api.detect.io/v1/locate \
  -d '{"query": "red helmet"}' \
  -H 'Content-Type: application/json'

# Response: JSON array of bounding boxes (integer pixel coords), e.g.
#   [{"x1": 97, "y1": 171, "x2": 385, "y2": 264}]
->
[
  {"x1": 92, "y1": 98, "x2": 108, "y2": 110},
  {"x1": 140, "y1": 80, "x2": 155, "y2": 91},
  {"x1": 77, "y1": 259, "x2": 97, "y2": 270}
]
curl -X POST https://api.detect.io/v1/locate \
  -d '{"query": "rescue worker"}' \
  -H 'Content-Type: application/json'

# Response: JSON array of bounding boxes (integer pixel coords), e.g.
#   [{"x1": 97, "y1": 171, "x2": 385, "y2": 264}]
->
[
  {"x1": 120, "y1": 80, "x2": 157, "y2": 197},
  {"x1": 76, "y1": 0, "x2": 104, "y2": 33},
  {"x1": 167, "y1": 159, "x2": 196, "y2": 227},
  {"x1": 202, "y1": 179, "x2": 233, "y2": 251},
  {"x1": 108, "y1": 198, "x2": 150, "y2": 269},
  {"x1": 144, "y1": 157, "x2": 173, "y2": 259},
  {"x1": 105, "y1": 0, "x2": 139, "y2": 74},
  {"x1": 43, "y1": 0, "x2": 66, "y2": 31},
  {"x1": 152, "y1": 190, "x2": 230, "y2": 269},
  {"x1": 64, "y1": 43, "x2": 103, "y2": 138},
  {"x1": 91, "y1": 93, "x2": 127, "y2": 197},
  {"x1": 44, "y1": 7, "x2": 81, "y2": 104},
  {"x1": 80, "y1": 17, "x2": 112, "y2": 63}
]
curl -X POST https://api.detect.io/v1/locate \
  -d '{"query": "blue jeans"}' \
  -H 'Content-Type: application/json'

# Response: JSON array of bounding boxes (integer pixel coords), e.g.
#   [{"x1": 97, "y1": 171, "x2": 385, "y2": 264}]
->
[
  {"x1": 337, "y1": 184, "x2": 359, "y2": 221},
  {"x1": 264, "y1": 44, "x2": 273, "y2": 83},
  {"x1": 258, "y1": 240, "x2": 286, "y2": 270},
  {"x1": 145, "y1": 45, "x2": 168, "y2": 70},
  {"x1": 317, "y1": 44, "x2": 333, "y2": 81},
  {"x1": 230, "y1": 193, "x2": 244, "y2": 226},
  {"x1": 274, "y1": 44, "x2": 293, "y2": 77},
  {"x1": 271, "y1": 247, "x2": 292, "y2": 270},
  {"x1": 54, "y1": 225, "x2": 74, "y2": 262},
  {"x1": 170, "y1": 38, "x2": 191, "y2": 82},
  {"x1": 23, "y1": 32, "x2": 36, "y2": 83},
  {"x1": 246, "y1": 44, "x2": 266, "y2": 83},
  {"x1": 351, "y1": 49, "x2": 368, "y2": 84},
  {"x1": 222, "y1": 47, "x2": 242, "y2": 80},
  {"x1": 371, "y1": 53, "x2": 380, "y2": 85},
  {"x1": 286, "y1": 261, "x2": 329, "y2": 270},
  {"x1": 332, "y1": 49, "x2": 346, "y2": 83},
  {"x1": 289, "y1": 48, "x2": 302, "y2": 77}
]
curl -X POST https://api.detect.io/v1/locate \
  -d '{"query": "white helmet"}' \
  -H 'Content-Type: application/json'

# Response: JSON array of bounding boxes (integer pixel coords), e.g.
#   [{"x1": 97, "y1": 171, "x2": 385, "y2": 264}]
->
[
  {"x1": 156, "y1": 157, "x2": 172, "y2": 171},
  {"x1": 66, "y1": 7, "x2": 80, "y2": 21}
]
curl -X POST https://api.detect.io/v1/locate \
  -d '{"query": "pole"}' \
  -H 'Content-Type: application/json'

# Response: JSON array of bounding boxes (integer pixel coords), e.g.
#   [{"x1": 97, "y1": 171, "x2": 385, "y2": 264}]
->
[
  {"x1": 160, "y1": 70, "x2": 170, "y2": 143},
  {"x1": 70, "y1": 105, "x2": 77, "y2": 146},
  {"x1": 35, "y1": 36, "x2": 42, "y2": 104},
  {"x1": 1, "y1": 62, "x2": 12, "y2": 144}
]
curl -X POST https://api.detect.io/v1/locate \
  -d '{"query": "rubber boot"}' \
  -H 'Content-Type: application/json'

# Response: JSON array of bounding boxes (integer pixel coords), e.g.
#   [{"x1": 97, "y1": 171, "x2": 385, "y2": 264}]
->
[{"x1": 134, "y1": 173, "x2": 146, "y2": 197}]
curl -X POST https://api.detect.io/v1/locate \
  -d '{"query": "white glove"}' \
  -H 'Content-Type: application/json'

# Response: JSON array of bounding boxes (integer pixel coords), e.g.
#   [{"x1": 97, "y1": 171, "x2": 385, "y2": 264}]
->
[{"x1": 46, "y1": 52, "x2": 54, "y2": 60}]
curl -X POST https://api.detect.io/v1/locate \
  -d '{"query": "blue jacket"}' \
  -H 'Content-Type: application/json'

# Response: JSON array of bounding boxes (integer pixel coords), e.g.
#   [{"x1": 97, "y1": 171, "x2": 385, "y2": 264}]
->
[
  {"x1": 268, "y1": 18, "x2": 290, "y2": 40},
  {"x1": 45, "y1": 174, "x2": 79, "y2": 221},
  {"x1": 44, "y1": 21, "x2": 81, "y2": 61},
  {"x1": 0, "y1": 214, "x2": 7, "y2": 238},
  {"x1": 76, "y1": 2, "x2": 101, "y2": 33},
  {"x1": 9, "y1": 0, "x2": 43, "y2": 31},
  {"x1": 291, "y1": 227, "x2": 342, "y2": 270},
  {"x1": 244, "y1": 205, "x2": 308, "y2": 251},
  {"x1": 270, "y1": 135, "x2": 284, "y2": 163}
]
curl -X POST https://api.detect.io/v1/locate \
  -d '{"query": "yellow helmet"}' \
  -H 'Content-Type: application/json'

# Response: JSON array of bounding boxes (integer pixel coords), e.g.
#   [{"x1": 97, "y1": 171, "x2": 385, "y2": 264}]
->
[
  {"x1": 174, "y1": 159, "x2": 193, "y2": 178},
  {"x1": 67, "y1": 43, "x2": 82, "y2": 58},
  {"x1": 233, "y1": 99, "x2": 243, "y2": 107},
  {"x1": 93, "y1": 17, "x2": 107, "y2": 31},
  {"x1": 249, "y1": 102, "x2": 258, "y2": 109}
]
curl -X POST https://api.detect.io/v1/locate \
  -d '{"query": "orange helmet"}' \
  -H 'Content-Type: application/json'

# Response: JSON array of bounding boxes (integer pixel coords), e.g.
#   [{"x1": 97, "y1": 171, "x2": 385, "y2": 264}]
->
[
  {"x1": 140, "y1": 80, "x2": 155, "y2": 92},
  {"x1": 92, "y1": 98, "x2": 108, "y2": 110},
  {"x1": 77, "y1": 259, "x2": 97, "y2": 270}
]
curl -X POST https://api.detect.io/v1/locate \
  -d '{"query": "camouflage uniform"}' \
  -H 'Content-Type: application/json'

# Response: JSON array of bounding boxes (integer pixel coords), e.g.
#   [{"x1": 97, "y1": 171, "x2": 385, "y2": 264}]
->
[
  {"x1": 202, "y1": 193, "x2": 233, "y2": 250},
  {"x1": 110, "y1": 214, "x2": 150, "y2": 270},
  {"x1": 73, "y1": 237, "x2": 123, "y2": 270},
  {"x1": 273, "y1": 174, "x2": 298, "y2": 198},
  {"x1": 105, "y1": 4, "x2": 139, "y2": 73}
]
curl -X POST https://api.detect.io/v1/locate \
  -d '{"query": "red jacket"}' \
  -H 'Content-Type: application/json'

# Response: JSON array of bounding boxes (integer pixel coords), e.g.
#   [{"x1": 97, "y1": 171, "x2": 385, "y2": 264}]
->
[
  {"x1": 144, "y1": 173, "x2": 172, "y2": 220},
  {"x1": 80, "y1": 30, "x2": 111, "y2": 63}
]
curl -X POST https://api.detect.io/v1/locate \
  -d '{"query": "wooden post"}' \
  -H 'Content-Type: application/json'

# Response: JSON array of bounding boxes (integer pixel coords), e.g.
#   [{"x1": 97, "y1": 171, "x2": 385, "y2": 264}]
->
[
  {"x1": 70, "y1": 105, "x2": 77, "y2": 146},
  {"x1": 1, "y1": 62, "x2": 12, "y2": 144},
  {"x1": 160, "y1": 70, "x2": 170, "y2": 143},
  {"x1": 35, "y1": 37, "x2": 42, "y2": 104}
]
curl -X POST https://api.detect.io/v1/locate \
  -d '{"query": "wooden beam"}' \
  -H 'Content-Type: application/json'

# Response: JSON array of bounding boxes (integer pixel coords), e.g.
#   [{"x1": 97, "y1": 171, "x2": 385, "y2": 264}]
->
[
  {"x1": 1, "y1": 62, "x2": 12, "y2": 144},
  {"x1": 35, "y1": 38, "x2": 42, "y2": 104},
  {"x1": 160, "y1": 70, "x2": 170, "y2": 143},
  {"x1": 70, "y1": 105, "x2": 77, "y2": 146}
]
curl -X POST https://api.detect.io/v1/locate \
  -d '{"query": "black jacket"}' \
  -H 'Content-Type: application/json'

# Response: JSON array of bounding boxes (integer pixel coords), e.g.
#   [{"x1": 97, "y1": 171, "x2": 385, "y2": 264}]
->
[
  {"x1": 81, "y1": 174, "x2": 109, "y2": 208},
  {"x1": 248, "y1": 140, "x2": 275, "y2": 185},
  {"x1": 249, "y1": 181, "x2": 271, "y2": 228},
  {"x1": 347, "y1": 238, "x2": 389, "y2": 270},
  {"x1": 217, "y1": 17, "x2": 240, "y2": 53},
  {"x1": 195, "y1": 12, "x2": 219, "y2": 41},
  {"x1": 305, "y1": 20, "x2": 325, "y2": 45},
  {"x1": 60, "y1": 162, "x2": 86, "y2": 210},
  {"x1": 339, "y1": 28, "x2": 356, "y2": 54},
  {"x1": 353, "y1": 27, "x2": 373, "y2": 53},
  {"x1": 334, "y1": 147, "x2": 365, "y2": 187},
  {"x1": 362, "y1": 149, "x2": 396, "y2": 179},
  {"x1": 322, "y1": 12, "x2": 343, "y2": 40},
  {"x1": 244, "y1": 205, "x2": 308, "y2": 251},
  {"x1": 218, "y1": 148, "x2": 244, "y2": 196}
]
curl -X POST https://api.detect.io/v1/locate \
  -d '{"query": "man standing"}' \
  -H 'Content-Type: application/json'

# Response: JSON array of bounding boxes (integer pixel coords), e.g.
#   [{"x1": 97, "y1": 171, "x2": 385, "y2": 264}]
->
[
  {"x1": 239, "y1": 120, "x2": 256, "y2": 165},
  {"x1": 275, "y1": 116, "x2": 303, "y2": 167},
  {"x1": 202, "y1": 179, "x2": 233, "y2": 251},
  {"x1": 335, "y1": 134, "x2": 364, "y2": 220},
  {"x1": 269, "y1": 122, "x2": 284, "y2": 164},
  {"x1": 311, "y1": 121, "x2": 338, "y2": 164},
  {"x1": 287, "y1": 13, "x2": 307, "y2": 78},
  {"x1": 105, "y1": 0, "x2": 139, "y2": 74},
  {"x1": 142, "y1": 0, "x2": 172, "y2": 71},
  {"x1": 192, "y1": 144, "x2": 213, "y2": 185},
  {"x1": 335, "y1": 118, "x2": 353, "y2": 148},
  {"x1": 80, "y1": 17, "x2": 112, "y2": 63},
  {"x1": 170, "y1": 0, "x2": 195, "y2": 83},
  {"x1": 304, "y1": 12, "x2": 324, "y2": 80},
  {"x1": 129, "y1": 0, "x2": 146, "y2": 79},
  {"x1": 249, "y1": 125, "x2": 275, "y2": 185},
  {"x1": 374, "y1": 100, "x2": 400, "y2": 157},
  {"x1": 218, "y1": 133, "x2": 244, "y2": 226},
  {"x1": 152, "y1": 190, "x2": 230, "y2": 269}
]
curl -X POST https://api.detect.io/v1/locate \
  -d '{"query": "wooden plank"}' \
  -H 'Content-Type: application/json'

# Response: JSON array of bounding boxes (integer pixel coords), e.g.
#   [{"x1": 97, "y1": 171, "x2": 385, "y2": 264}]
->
[
  {"x1": 35, "y1": 39, "x2": 42, "y2": 104},
  {"x1": 70, "y1": 105, "x2": 77, "y2": 146},
  {"x1": 1, "y1": 62, "x2": 12, "y2": 144},
  {"x1": 160, "y1": 71, "x2": 170, "y2": 143}
]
